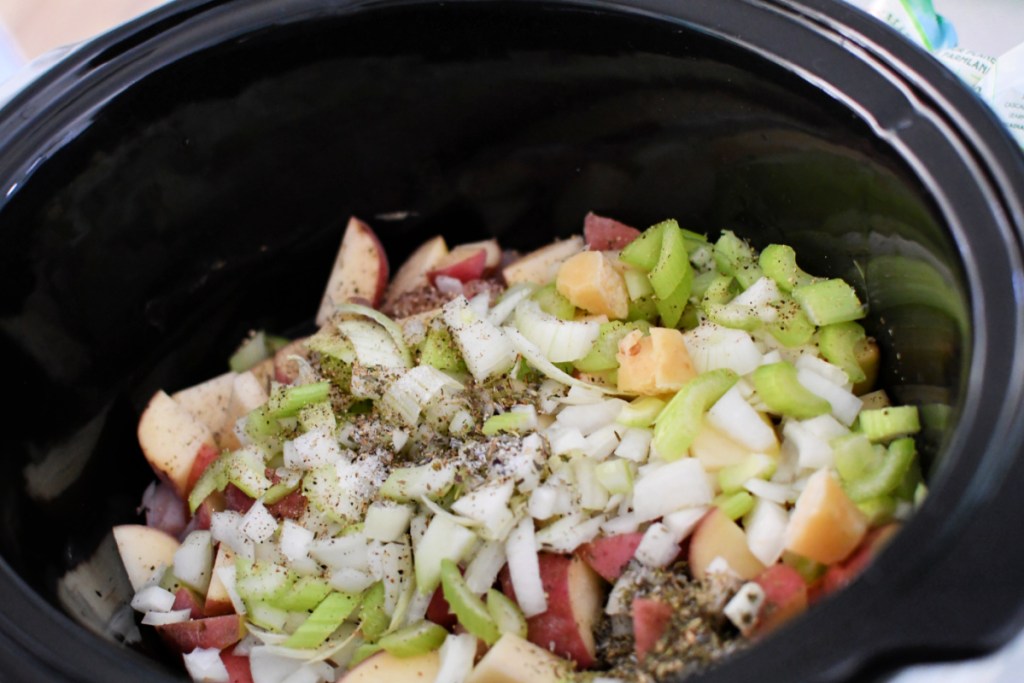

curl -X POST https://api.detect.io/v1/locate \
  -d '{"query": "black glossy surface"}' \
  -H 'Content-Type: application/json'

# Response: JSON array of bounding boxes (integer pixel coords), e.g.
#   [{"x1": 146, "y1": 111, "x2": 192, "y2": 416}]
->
[{"x1": 0, "y1": 0, "x2": 1021, "y2": 681}]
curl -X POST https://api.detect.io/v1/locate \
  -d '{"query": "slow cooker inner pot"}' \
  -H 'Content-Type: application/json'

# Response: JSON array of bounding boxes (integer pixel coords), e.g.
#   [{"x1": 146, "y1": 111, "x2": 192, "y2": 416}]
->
[{"x1": 0, "y1": 0, "x2": 965, "y2": 674}]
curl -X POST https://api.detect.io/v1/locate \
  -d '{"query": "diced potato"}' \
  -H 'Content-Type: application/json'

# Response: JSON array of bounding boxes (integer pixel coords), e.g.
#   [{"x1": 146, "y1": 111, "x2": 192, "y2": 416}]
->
[
  {"x1": 616, "y1": 328, "x2": 696, "y2": 395},
  {"x1": 556, "y1": 251, "x2": 629, "y2": 320},
  {"x1": 784, "y1": 469, "x2": 868, "y2": 565},
  {"x1": 689, "y1": 508, "x2": 766, "y2": 581},
  {"x1": 466, "y1": 633, "x2": 570, "y2": 683},
  {"x1": 689, "y1": 422, "x2": 754, "y2": 471}
]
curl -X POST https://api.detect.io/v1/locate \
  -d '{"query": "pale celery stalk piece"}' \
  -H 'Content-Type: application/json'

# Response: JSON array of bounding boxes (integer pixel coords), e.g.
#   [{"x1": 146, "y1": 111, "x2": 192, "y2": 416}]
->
[{"x1": 652, "y1": 368, "x2": 739, "y2": 460}]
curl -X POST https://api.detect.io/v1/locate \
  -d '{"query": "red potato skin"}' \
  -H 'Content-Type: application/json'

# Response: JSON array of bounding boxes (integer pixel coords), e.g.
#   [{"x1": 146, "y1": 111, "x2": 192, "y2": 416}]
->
[
  {"x1": 355, "y1": 218, "x2": 390, "y2": 309},
  {"x1": 220, "y1": 653, "x2": 254, "y2": 683},
  {"x1": 427, "y1": 248, "x2": 487, "y2": 284},
  {"x1": 813, "y1": 524, "x2": 901, "y2": 601},
  {"x1": 632, "y1": 597, "x2": 673, "y2": 662},
  {"x1": 223, "y1": 470, "x2": 308, "y2": 520},
  {"x1": 500, "y1": 554, "x2": 603, "y2": 668},
  {"x1": 426, "y1": 585, "x2": 457, "y2": 630},
  {"x1": 143, "y1": 481, "x2": 190, "y2": 538},
  {"x1": 186, "y1": 443, "x2": 221, "y2": 494},
  {"x1": 753, "y1": 564, "x2": 807, "y2": 635},
  {"x1": 172, "y1": 587, "x2": 206, "y2": 620},
  {"x1": 575, "y1": 532, "x2": 645, "y2": 582},
  {"x1": 583, "y1": 212, "x2": 641, "y2": 251},
  {"x1": 156, "y1": 614, "x2": 245, "y2": 653}
]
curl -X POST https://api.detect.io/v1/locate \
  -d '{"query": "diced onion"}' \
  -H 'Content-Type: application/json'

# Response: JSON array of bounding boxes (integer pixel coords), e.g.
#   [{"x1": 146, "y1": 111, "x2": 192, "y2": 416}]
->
[
  {"x1": 706, "y1": 387, "x2": 777, "y2": 452},
  {"x1": 183, "y1": 647, "x2": 230, "y2": 683},
  {"x1": 683, "y1": 322, "x2": 763, "y2": 376},
  {"x1": 632, "y1": 459, "x2": 713, "y2": 522},
  {"x1": 796, "y1": 368, "x2": 863, "y2": 426},
  {"x1": 745, "y1": 498, "x2": 789, "y2": 566},
  {"x1": 504, "y1": 327, "x2": 616, "y2": 394},
  {"x1": 130, "y1": 585, "x2": 176, "y2": 613},
  {"x1": 142, "y1": 608, "x2": 192, "y2": 626},
  {"x1": 513, "y1": 300, "x2": 601, "y2": 362},
  {"x1": 443, "y1": 296, "x2": 517, "y2": 382},
  {"x1": 436, "y1": 633, "x2": 478, "y2": 683},
  {"x1": 505, "y1": 517, "x2": 547, "y2": 617}
]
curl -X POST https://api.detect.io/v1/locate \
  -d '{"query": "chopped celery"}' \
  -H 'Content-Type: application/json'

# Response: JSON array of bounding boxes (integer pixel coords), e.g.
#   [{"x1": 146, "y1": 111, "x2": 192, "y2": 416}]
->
[
  {"x1": 236, "y1": 561, "x2": 295, "y2": 605},
  {"x1": 857, "y1": 496, "x2": 897, "y2": 526},
  {"x1": 486, "y1": 589, "x2": 528, "y2": 639},
  {"x1": 531, "y1": 283, "x2": 576, "y2": 320},
  {"x1": 188, "y1": 455, "x2": 229, "y2": 512},
  {"x1": 894, "y1": 457, "x2": 924, "y2": 501},
  {"x1": 229, "y1": 330, "x2": 272, "y2": 372},
  {"x1": 306, "y1": 326, "x2": 356, "y2": 363},
  {"x1": 655, "y1": 270, "x2": 694, "y2": 329},
  {"x1": 758, "y1": 244, "x2": 821, "y2": 292},
  {"x1": 843, "y1": 438, "x2": 916, "y2": 502},
  {"x1": 247, "y1": 602, "x2": 289, "y2": 632},
  {"x1": 701, "y1": 274, "x2": 736, "y2": 307},
  {"x1": 690, "y1": 270, "x2": 720, "y2": 301},
  {"x1": 713, "y1": 231, "x2": 762, "y2": 289},
  {"x1": 268, "y1": 382, "x2": 332, "y2": 419},
  {"x1": 379, "y1": 462, "x2": 456, "y2": 502},
  {"x1": 245, "y1": 404, "x2": 283, "y2": 447},
  {"x1": 818, "y1": 322, "x2": 868, "y2": 384},
  {"x1": 648, "y1": 221, "x2": 691, "y2": 300},
  {"x1": 188, "y1": 448, "x2": 270, "y2": 512},
  {"x1": 298, "y1": 401, "x2": 337, "y2": 434},
  {"x1": 359, "y1": 582, "x2": 389, "y2": 642},
  {"x1": 283, "y1": 591, "x2": 361, "y2": 649},
  {"x1": 718, "y1": 454, "x2": 777, "y2": 494},
  {"x1": 704, "y1": 302, "x2": 761, "y2": 331},
  {"x1": 441, "y1": 559, "x2": 500, "y2": 646},
  {"x1": 273, "y1": 576, "x2": 333, "y2": 612},
  {"x1": 752, "y1": 362, "x2": 831, "y2": 419},
  {"x1": 627, "y1": 295, "x2": 660, "y2": 323},
  {"x1": 481, "y1": 411, "x2": 534, "y2": 436},
  {"x1": 652, "y1": 369, "x2": 739, "y2": 460},
  {"x1": 617, "y1": 396, "x2": 666, "y2": 428},
  {"x1": 378, "y1": 621, "x2": 448, "y2": 658},
  {"x1": 765, "y1": 298, "x2": 816, "y2": 348},
  {"x1": 419, "y1": 323, "x2": 468, "y2": 374},
  {"x1": 793, "y1": 279, "x2": 865, "y2": 326},
  {"x1": 620, "y1": 220, "x2": 670, "y2": 272},
  {"x1": 623, "y1": 267, "x2": 655, "y2": 300},
  {"x1": 714, "y1": 491, "x2": 755, "y2": 520},
  {"x1": 595, "y1": 458, "x2": 634, "y2": 495},
  {"x1": 575, "y1": 321, "x2": 649, "y2": 373},
  {"x1": 832, "y1": 433, "x2": 883, "y2": 482},
  {"x1": 858, "y1": 406, "x2": 921, "y2": 443}
]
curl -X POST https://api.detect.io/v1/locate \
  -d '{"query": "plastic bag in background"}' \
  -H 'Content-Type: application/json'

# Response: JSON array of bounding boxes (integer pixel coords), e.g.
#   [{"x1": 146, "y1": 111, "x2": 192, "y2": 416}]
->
[
  {"x1": 845, "y1": 0, "x2": 1023, "y2": 151},
  {"x1": 843, "y1": 0, "x2": 957, "y2": 51}
]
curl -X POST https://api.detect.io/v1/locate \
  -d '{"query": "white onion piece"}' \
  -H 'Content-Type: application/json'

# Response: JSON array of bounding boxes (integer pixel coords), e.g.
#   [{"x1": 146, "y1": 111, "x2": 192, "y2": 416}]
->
[
  {"x1": 601, "y1": 513, "x2": 641, "y2": 535},
  {"x1": 504, "y1": 327, "x2": 616, "y2": 394},
  {"x1": 545, "y1": 424, "x2": 587, "y2": 456},
  {"x1": 782, "y1": 420, "x2": 833, "y2": 470},
  {"x1": 487, "y1": 283, "x2": 536, "y2": 326},
  {"x1": 283, "y1": 428, "x2": 343, "y2": 470},
  {"x1": 528, "y1": 485, "x2": 560, "y2": 521},
  {"x1": 435, "y1": 275, "x2": 464, "y2": 295},
  {"x1": 309, "y1": 534, "x2": 370, "y2": 573},
  {"x1": 463, "y1": 540, "x2": 508, "y2": 595},
  {"x1": 724, "y1": 583, "x2": 766, "y2": 636},
  {"x1": 451, "y1": 479, "x2": 516, "y2": 541},
  {"x1": 795, "y1": 354, "x2": 850, "y2": 387},
  {"x1": 241, "y1": 501, "x2": 279, "y2": 544},
  {"x1": 614, "y1": 428, "x2": 652, "y2": 463},
  {"x1": 706, "y1": 387, "x2": 778, "y2": 452},
  {"x1": 249, "y1": 646, "x2": 305, "y2": 683},
  {"x1": 632, "y1": 459, "x2": 713, "y2": 522},
  {"x1": 130, "y1": 585, "x2": 176, "y2": 613},
  {"x1": 380, "y1": 365, "x2": 464, "y2": 427},
  {"x1": 436, "y1": 633, "x2": 478, "y2": 683},
  {"x1": 142, "y1": 608, "x2": 192, "y2": 626},
  {"x1": 183, "y1": 647, "x2": 229, "y2": 683},
  {"x1": 535, "y1": 513, "x2": 604, "y2": 553},
  {"x1": 364, "y1": 501, "x2": 415, "y2": 542},
  {"x1": 634, "y1": 522, "x2": 683, "y2": 567},
  {"x1": 662, "y1": 506, "x2": 708, "y2": 539},
  {"x1": 505, "y1": 517, "x2": 547, "y2": 617},
  {"x1": 329, "y1": 568, "x2": 375, "y2": 594},
  {"x1": 513, "y1": 299, "x2": 601, "y2": 362},
  {"x1": 216, "y1": 565, "x2": 247, "y2": 616},
  {"x1": 796, "y1": 368, "x2": 863, "y2": 426},
  {"x1": 174, "y1": 531, "x2": 214, "y2": 594},
  {"x1": 279, "y1": 521, "x2": 314, "y2": 563},
  {"x1": 683, "y1": 322, "x2": 763, "y2": 376},
  {"x1": 443, "y1": 296, "x2": 516, "y2": 382},
  {"x1": 556, "y1": 399, "x2": 627, "y2": 436},
  {"x1": 743, "y1": 478, "x2": 795, "y2": 505},
  {"x1": 745, "y1": 498, "x2": 789, "y2": 566}
]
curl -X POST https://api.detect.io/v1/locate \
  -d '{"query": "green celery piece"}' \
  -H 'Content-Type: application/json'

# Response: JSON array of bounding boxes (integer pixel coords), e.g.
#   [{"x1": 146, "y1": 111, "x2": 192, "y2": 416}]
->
[
  {"x1": 284, "y1": 591, "x2": 362, "y2": 649},
  {"x1": 627, "y1": 295, "x2": 660, "y2": 323},
  {"x1": 704, "y1": 302, "x2": 760, "y2": 331},
  {"x1": 158, "y1": 569, "x2": 187, "y2": 593},
  {"x1": 752, "y1": 362, "x2": 831, "y2": 419},
  {"x1": 379, "y1": 463, "x2": 456, "y2": 503},
  {"x1": 617, "y1": 396, "x2": 666, "y2": 427},
  {"x1": 844, "y1": 438, "x2": 917, "y2": 502},
  {"x1": 759, "y1": 244, "x2": 821, "y2": 292},
  {"x1": 652, "y1": 369, "x2": 739, "y2": 460},
  {"x1": 248, "y1": 601, "x2": 289, "y2": 632},
  {"x1": 681, "y1": 228, "x2": 709, "y2": 246},
  {"x1": 783, "y1": 554, "x2": 826, "y2": 583},
  {"x1": 690, "y1": 270, "x2": 720, "y2": 301},
  {"x1": 766, "y1": 298, "x2": 816, "y2": 348},
  {"x1": 441, "y1": 559, "x2": 500, "y2": 645},
  {"x1": 188, "y1": 455, "x2": 229, "y2": 513},
  {"x1": 857, "y1": 406, "x2": 921, "y2": 443},
  {"x1": 245, "y1": 404, "x2": 282, "y2": 447},
  {"x1": 359, "y1": 582, "x2": 389, "y2": 642},
  {"x1": 718, "y1": 454, "x2": 777, "y2": 494},
  {"x1": 419, "y1": 323, "x2": 468, "y2": 374},
  {"x1": 595, "y1": 458, "x2": 634, "y2": 495},
  {"x1": 793, "y1": 279, "x2": 865, "y2": 326},
  {"x1": 648, "y1": 221, "x2": 690, "y2": 300},
  {"x1": 620, "y1": 220, "x2": 670, "y2": 272},
  {"x1": 914, "y1": 482, "x2": 928, "y2": 507},
  {"x1": 832, "y1": 433, "x2": 883, "y2": 483},
  {"x1": 236, "y1": 561, "x2": 295, "y2": 605},
  {"x1": 715, "y1": 491, "x2": 755, "y2": 520},
  {"x1": 298, "y1": 401, "x2": 337, "y2": 434},
  {"x1": 530, "y1": 283, "x2": 576, "y2": 320},
  {"x1": 306, "y1": 326, "x2": 356, "y2": 363},
  {"x1": 655, "y1": 268, "x2": 693, "y2": 329},
  {"x1": 226, "y1": 448, "x2": 272, "y2": 499},
  {"x1": 713, "y1": 231, "x2": 763, "y2": 288},
  {"x1": 272, "y1": 576, "x2": 333, "y2": 612},
  {"x1": 894, "y1": 457, "x2": 923, "y2": 502},
  {"x1": 575, "y1": 321, "x2": 649, "y2": 373},
  {"x1": 481, "y1": 411, "x2": 533, "y2": 436},
  {"x1": 378, "y1": 621, "x2": 448, "y2": 658},
  {"x1": 349, "y1": 642, "x2": 383, "y2": 667},
  {"x1": 818, "y1": 322, "x2": 868, "y2": 384},
  {"x1": 679, "y1": 305, "x2": 701, "y2": 331},
  {"x1": 486, "y1": 589, "x2": 528, "y2": 639},
  {"x1": 268, "y1": 382, "x2": 332, "y2": 419},
  {"x1": 701, "y1": 274, "x2": 736, "y2": 307},
  {"x1": 267, "y1": 334, "x2": 291, "y2": 353},
  {"x1": 622, "y1": 267, "x2": 655, "y2": 300},
  {"x1": 229, "y1": 330, "x2": 270, "y2": 372},
  {"x1": 856, "y1": 496, "x2": 897, "y2": 526}
]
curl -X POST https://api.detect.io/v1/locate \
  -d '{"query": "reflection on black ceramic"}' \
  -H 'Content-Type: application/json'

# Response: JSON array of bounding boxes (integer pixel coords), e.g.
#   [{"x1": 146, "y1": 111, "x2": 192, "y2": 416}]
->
[{"x1": 0, "y1": 1, "x2": 1021, "y2": 682}]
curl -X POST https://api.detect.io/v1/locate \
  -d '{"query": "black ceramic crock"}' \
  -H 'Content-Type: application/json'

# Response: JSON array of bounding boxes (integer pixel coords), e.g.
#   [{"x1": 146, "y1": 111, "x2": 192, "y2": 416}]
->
[{"x1": 0, "y1": 0, "x2": 1022, "y2": 681}]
